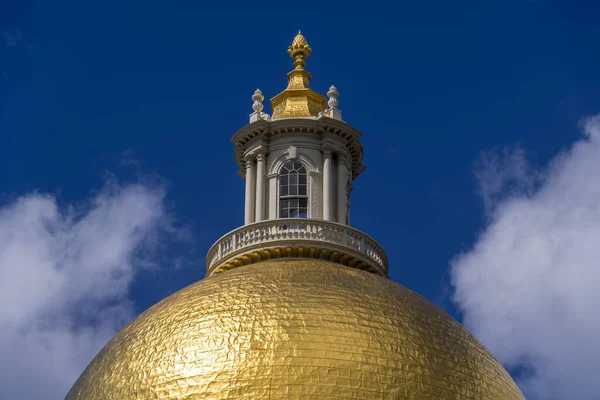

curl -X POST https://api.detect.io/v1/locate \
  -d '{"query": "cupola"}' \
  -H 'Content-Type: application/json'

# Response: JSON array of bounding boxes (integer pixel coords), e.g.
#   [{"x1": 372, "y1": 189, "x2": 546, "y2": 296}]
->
[{"x1": 206, "y1": 32, "x2": 386, "y2": 277}]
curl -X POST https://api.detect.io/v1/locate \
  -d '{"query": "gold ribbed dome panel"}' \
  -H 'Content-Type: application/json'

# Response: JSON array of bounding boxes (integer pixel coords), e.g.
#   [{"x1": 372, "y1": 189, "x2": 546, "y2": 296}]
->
[{"x1": 66, "y1": 260, "x2": 524, "y2": 399}]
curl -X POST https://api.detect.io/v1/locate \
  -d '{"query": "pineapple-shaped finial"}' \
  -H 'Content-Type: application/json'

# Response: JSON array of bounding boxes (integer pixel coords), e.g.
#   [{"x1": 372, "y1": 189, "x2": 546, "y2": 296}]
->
[{"x1": 288, "y1": 30, "x2": 312, "y2": 70}]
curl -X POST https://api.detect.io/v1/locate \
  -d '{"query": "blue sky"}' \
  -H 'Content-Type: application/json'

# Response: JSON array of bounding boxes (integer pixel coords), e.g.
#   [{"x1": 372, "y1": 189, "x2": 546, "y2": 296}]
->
[{"x1": 2, "y1": 0, "x2": 600, "y2": 399}]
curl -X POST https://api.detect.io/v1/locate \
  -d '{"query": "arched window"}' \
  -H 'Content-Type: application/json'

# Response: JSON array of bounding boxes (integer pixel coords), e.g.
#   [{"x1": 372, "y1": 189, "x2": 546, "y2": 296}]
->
[{"x1": 279, "y1": 161, "x2": 307, "y2": 218}]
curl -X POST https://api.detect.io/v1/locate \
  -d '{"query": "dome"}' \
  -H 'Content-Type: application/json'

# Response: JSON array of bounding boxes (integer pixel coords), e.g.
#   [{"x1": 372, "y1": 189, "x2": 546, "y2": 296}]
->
[{"x1": 66, "y1": 260, "x2": 524, "y2": 399}]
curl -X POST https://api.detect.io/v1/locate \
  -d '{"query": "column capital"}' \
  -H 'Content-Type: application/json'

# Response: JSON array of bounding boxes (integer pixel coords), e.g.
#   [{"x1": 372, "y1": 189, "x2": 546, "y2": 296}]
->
[
  {"x1": 244, "y1": 157, "x2": 256, "y2": 169},
  {"x1": 256, "y1": 152, "x2": 266, "y2": 162},
  {"x1": 322, "y1": 149, "x2": 333, "y2": 159},
  {"x1": 337, "y1": 155, "x2": 349, "y2": 168}
]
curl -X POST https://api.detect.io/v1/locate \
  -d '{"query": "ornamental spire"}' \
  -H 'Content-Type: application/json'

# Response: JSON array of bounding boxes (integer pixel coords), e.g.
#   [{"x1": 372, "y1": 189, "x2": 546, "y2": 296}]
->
[
  {"x1": 288, "y1": 30, "x2": 312, "y2": 71},
  {"x1": 270, "y1": 31, "x2": 327, "y2": 120}
]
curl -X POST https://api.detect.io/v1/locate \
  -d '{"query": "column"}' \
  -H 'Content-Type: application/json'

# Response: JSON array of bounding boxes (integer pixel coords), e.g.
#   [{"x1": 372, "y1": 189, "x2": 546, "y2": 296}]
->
[
  {"x1": 308, "y1": 172, "x2": 319, "y2": 219},
  {"x1": 268, "y1": 174, "x2": 278, "y2": 219},
  {"x1": 337, "y1": 156, "x2": 348, "y2": 224},
  {"x1": 244, "y1": 158, "x2": 256, "y2": 225},
  {"x1": 255, "y1": 152, "x2": 266, "y2": 221},
  {"x1": 323, "y1": 150, "x2": 333, "y2": 221}
]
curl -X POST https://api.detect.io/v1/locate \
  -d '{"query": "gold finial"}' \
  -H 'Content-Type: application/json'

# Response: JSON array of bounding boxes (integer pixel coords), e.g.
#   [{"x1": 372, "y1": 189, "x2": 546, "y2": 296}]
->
[
  {"x1": 270, "y1": 31, "x2": 327, "y2": 119},
  {"x1": 288, "y1": 30, "x2": 312, "y2": 70}
]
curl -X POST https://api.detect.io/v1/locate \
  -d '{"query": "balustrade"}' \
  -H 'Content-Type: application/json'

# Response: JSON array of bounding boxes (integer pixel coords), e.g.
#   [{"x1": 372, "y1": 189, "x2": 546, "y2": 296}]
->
[{"x1": 206, "y1": 218, "x2": 388, "y2": 275}]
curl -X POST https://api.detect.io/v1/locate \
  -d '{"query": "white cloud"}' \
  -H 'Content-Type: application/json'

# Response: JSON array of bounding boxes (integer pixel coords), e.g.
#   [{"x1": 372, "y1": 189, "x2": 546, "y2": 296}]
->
[
  {"x1": 473, "y1": 145, "x2": 539, "y2": 216},
  {"x1": 0, "y1": 180, "x2": 178, "y2": 399},
  {"x1": 451, "y1": 115, "x2": 600, "y2": 400}
]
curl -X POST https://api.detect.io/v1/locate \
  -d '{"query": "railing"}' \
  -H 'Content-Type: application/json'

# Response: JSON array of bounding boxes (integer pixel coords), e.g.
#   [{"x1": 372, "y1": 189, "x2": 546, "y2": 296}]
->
[{"x1": 206, "y1": 218, "x2": 388, "y2": 276}]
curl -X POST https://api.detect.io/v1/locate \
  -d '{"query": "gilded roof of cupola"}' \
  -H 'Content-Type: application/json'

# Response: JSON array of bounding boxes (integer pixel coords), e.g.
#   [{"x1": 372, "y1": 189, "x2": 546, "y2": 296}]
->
[{"x1": 270, "y1": 31, "x2": 327, "y2": 120}]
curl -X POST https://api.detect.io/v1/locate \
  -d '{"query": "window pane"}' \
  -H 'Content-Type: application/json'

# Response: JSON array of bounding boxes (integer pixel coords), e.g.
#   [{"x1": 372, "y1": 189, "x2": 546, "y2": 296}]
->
[
  {"x1": 299, "y1": 185, "x2": 307, "y2": 195},
  {"x1": 298, "y1": 166, "x2": 306, "y2": 173},
  {"x1": 289, "y1": 186, "x2": 297, "y2": 195},
  {"x1": 299, "y1": 198, "x2": 307, "y2": 207},
  {"x1": 290, "y1": 209, "x2": 298, "y2": 218},
  {"x1": 280, "y1": 199, "x2": 289, "y2": 209},
  {"x1": 280, "y1": 186, "x2": 288, "y2": 196},
  {"x1": 294, "y1": 162, "x2": 302, "y2": 170},
  {"x1": 280, "y1": 209, "x2": 289, "y2": 218},
  {"x1": 290, "y1": 198, "x2": 298, "y2": 207},
  {"x1": 280, "y1": 175, "x2": 288, "y2": 185},
  {"x1": 299, "y1": 210, "x2": 307, "y2": 218},
  {"x1": 289, "y1": 174, "x2": 297, "y2": 185},
  {"x1": 299, "y1": 175, "x2": 307, "y2": 185}
]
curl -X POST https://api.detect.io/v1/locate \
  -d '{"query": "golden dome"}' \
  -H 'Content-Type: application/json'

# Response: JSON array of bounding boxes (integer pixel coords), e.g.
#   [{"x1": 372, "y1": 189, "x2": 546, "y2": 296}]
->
[{"x1": 66, "y1": 260, "x2": 524, "y2": 399}]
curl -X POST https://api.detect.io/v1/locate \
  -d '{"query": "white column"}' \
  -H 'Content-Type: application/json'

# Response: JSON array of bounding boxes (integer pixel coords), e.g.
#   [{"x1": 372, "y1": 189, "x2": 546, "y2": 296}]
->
[
  {"x1": 268, "y1": 174, "x2": 278, "y2": 219},
  {"x1": 244, "y1": 158, "x2": 256, "y2": 225},
  {"x1": 308, "y1": 172, "x2": 319, "y2": 219},
  {"x1": 255, "y1": 153, "x2": 266, "y2": 221},
  {"x1": 323, "y1": 150, "x2": 333, "y2": 221},
  {"x1": 337, "y1": 156, "x2": 348, "y2": 224}
]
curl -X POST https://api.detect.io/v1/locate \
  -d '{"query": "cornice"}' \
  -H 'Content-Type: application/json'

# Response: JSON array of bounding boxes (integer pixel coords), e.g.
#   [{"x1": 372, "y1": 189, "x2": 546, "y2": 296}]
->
[{"x1": 231, "y1": 117, "x2": 366, "y2": 179}]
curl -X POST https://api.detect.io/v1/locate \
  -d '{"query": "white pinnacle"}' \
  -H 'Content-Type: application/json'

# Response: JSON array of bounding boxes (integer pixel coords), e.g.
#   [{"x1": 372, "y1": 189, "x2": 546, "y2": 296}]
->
[
  {"x1": 252, "y1": 89, "x2": 264, "y2": 113},
  {"x1": 327, "y1": 85, "x2": 339, "y2": 110}
]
